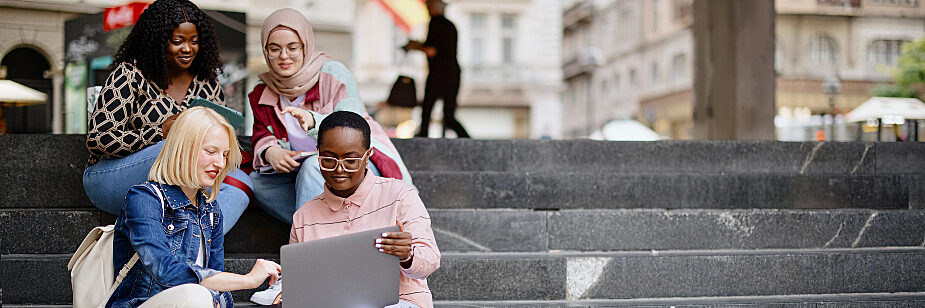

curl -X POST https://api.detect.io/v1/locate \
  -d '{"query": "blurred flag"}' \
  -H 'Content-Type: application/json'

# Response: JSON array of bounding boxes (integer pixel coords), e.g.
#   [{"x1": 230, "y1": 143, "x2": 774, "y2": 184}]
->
[{"x1": 374, "y1": 0, "x2": 430, "y2": 33}]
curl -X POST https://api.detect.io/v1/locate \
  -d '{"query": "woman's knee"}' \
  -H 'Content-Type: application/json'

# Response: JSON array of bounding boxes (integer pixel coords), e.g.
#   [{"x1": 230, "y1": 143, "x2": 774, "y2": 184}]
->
[
  {"x1": 295, "y1": 156, "x2": 324, "y2": 183},
  {"x1": 294, "y1": 157, "x2": 325, "y2": 207},
  {"x1": 82, "y1": 141, "x2": 166, "y2": 213},
  {"x1": 141, "y1": 284, "x2": 213, "y2": 308},
  {"x1": 170, "y1": 284, "x2": 214, "y2": 307},
  {"x1": 219, "y1": 170, "x2": 253, "y2": 211},
  {"x1": 226, "y1": 168, "x2": 254, "y2": 188},
  {"x1": 367, "y1": 160, "x2": 381, "y2": 176}
]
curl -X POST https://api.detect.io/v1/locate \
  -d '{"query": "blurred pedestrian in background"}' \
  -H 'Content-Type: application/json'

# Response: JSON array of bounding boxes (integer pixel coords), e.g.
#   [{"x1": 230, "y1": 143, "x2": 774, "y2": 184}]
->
[{"x1": 404, "y1": 0, "x2": 469, "y2": 138}]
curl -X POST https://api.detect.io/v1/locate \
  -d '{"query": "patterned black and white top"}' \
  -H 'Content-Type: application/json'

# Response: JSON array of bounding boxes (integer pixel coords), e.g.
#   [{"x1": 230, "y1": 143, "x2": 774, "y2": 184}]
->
[{"x1": 86, "y1": 62, "x2": 225, "y2": 165}]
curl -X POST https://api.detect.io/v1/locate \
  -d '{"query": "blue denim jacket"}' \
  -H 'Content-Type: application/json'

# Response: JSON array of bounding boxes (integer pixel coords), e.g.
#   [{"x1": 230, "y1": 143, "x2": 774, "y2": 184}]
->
[{"x1": 106, "y1": 182, "x2": 232, "y2": 308}]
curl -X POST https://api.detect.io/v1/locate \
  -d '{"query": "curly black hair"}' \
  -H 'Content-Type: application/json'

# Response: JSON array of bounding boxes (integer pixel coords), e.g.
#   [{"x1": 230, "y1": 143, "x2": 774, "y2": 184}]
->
[{"x1": 111, "y1": 0, "x2": 223, "y2": 89}]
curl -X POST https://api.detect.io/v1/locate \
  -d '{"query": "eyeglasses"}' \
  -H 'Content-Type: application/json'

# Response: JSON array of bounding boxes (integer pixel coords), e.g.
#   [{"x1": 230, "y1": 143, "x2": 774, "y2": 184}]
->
[
  {"x1": 265, "y1": 43, "x2": 303, "y2": 60},
  {"x1": 318, "y1": 150, "x2": 371, "y2": 172}
]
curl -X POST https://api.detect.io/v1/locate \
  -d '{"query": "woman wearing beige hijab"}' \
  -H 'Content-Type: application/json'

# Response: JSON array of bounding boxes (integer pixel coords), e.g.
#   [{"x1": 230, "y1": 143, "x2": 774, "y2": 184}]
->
[{"x1": 247, "y1": 9, "x2": 415, "y2": 304}]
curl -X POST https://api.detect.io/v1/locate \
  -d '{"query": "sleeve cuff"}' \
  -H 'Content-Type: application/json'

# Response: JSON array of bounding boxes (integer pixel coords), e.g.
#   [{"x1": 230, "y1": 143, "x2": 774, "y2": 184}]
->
[
  {"x1": 253, "y1": 139, "x2": 279, "y2": 169},
  {"x1": 306, "y1": 111, "x2": 323, "y2": 140},
  {"x1": 191, "y1": 263, "x2": 222, "y2": 282},
  {"x1": 399, "y1": 248, "x2": 423, "y2": 278}
]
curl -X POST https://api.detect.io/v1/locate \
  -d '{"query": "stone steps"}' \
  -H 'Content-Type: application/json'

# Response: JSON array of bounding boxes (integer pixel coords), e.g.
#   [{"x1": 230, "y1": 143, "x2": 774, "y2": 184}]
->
[
  {"x1": 5, "y1": 135, "x2": 924, "y2": 176},
  {"x1": 431, "y1": 292, "x2": 925, "y2": 307},
  {"x1": 4, "y1": 135, "x2": 923, "y2": 176},
  {"x1": 5, "y1": 171, "x2": 921, "y2": 210},
  {"x1": 5, "y1": 249, "x2": 925, "y2": 304},
  {"x1": 3, "y1": 135, "x2": 925, "y2": 305},
  {"x1": 3, "y1": 136, "x2": 923, "y2": 211},
  {"x1": 391, "y1": 139, "x2": 924, "y2": 175},
  {"x1": 4, "y1": 208, "x2": 925, "y2": 255},
  {"x1": 412, "y1": 171, "x2": 921, "y2": 209}
]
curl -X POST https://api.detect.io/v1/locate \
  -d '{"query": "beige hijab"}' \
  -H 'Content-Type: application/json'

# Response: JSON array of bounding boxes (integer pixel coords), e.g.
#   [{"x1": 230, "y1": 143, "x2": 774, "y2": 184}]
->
[{"x1": 258, "y1": 8, "x2": 332, "y2": 98}]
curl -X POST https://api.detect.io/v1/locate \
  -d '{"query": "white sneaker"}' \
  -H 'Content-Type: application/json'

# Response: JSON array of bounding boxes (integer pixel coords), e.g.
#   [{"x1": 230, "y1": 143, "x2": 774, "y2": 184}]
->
[{"x1": 250, "y1": 278, "x2": 282, "y2": 305}]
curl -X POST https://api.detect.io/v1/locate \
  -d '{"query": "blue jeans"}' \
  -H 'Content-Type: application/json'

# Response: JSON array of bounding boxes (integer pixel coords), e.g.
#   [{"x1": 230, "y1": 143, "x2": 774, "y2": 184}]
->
[
  {"x1": 249, "y1": 153, "x2": 380, "y2": 224},
  {"x1": 82, "y1": 141, "x2": 252, "y2": 235}
]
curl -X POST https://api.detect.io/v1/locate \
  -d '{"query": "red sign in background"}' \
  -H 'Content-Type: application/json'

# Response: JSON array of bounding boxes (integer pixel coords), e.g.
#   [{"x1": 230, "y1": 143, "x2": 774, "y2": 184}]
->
[{"x1": 103, "y1": 2, "x2": 150, "y2": 32}]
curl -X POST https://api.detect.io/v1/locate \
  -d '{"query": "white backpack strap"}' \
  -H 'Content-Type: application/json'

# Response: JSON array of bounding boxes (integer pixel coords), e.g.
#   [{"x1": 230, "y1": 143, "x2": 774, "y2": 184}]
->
[
  {"x1": 101, "y1": 183, "x2": 168, "y2": 307},
  {"x1": 115, "y1": 254, "x2": 140, "y2": 284},
  {"x1": 99, "y1": 253, "x2": 139, "y2": 308}
]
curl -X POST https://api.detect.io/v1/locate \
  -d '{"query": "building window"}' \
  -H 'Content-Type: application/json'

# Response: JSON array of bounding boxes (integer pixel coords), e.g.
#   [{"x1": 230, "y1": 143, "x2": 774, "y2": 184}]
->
[
  {"x1": 470, "y1": 13, "x2": 485, "y2": 65},
  {"x1": 650, "y1": 62, "x2": 660, "y2": 86},
  {"x1": 868, "y1": 39, "x2": 907, "y2": 66},
  {"x1": 652, "y1": 0, "x2": 659, "y2": 32},
  {"x1": 818, "y1": 0, "x2": 861, "y2": 7},
  {"x1": 502, "y1": 38, "x2": 514, "y2": 63},
  {"x1": 501, "y1": 14, "x2": 515, "y2": 31},
  {"x1": 775, "y1": 41, "x2": 783, "y2": 73},
  {"x1": 673, "y1": 0, "x2": 693, "y2": 21},
  {"x1": 629, "y1": 68, "x2": 638, "y2": 87},
  {"x1": 808, "y1": 34, "x2": 839, "y2": 67},
  {"x1": 604, "y1": 9, "x2": 616, "y2": 49},
  {"x1": 671, "y1": 53, "x2": 687, "y2": 82},
  {"x1": 873, "y1": 0, "x2": 922, "y2": 6},
  {"x1": 501, "y1": 14, "x2": 517, "y2": 64},
  {"x1": 612, "y1": 73, "x2": 621, "y2": 99},
  {"x1": 600, "y1": 79, "x2": 609, "y2": 103},
  {"x1": 620, "y1": 8, "x2": 631, "y2": 39}
]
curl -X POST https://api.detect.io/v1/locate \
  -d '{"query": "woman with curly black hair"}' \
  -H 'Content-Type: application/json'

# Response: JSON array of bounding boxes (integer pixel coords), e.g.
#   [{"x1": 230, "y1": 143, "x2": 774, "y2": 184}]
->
[{"x1": 84, "y1": 0, "x2": 253, "y2": 236}]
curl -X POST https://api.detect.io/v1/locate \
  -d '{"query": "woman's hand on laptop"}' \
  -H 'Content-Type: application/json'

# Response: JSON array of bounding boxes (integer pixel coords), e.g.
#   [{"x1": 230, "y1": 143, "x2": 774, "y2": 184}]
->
[
  {"x1": 200, "y1": 258, "x2": 281, "y2": 292},
  {"x1": 247, "y1": 258, "x2": 282, "y2": 288},
  {"x1": 376, "y1": 231, "x2": 413, "y2": 267}
]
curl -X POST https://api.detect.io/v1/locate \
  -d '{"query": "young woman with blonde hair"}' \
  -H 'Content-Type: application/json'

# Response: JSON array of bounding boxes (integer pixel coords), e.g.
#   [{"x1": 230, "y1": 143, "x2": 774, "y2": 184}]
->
[{"x1": 107, "y1": 107, "x2": 279, "y2": 308}]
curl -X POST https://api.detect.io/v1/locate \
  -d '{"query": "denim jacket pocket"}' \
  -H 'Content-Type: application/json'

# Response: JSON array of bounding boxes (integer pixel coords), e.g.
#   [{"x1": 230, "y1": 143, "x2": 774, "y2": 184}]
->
[{"x1": 162, "y1": 214, "x2": 189, "y2": 252}]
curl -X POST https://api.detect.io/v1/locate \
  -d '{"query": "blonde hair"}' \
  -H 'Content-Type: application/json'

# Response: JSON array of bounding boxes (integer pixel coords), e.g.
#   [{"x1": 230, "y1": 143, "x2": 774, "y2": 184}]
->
[{"x1": 148, "y1": 107, "x2": 241, "y2": 203}]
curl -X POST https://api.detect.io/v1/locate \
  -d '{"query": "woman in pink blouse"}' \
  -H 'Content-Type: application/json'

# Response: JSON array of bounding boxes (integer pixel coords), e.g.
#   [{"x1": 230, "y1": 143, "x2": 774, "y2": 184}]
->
[{"x1": 269, "y1": 111, "x2": 440, "y2": 307}]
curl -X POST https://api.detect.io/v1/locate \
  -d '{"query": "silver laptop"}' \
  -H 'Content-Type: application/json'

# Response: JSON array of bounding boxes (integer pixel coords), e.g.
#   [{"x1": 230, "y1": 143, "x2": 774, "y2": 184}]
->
[{"x1": 280, "y1": 225, "x2": 400, "y2": 308}]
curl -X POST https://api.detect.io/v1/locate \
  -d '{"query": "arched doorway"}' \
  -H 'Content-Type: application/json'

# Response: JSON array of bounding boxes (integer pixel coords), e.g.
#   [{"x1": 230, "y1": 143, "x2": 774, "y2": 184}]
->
[{"x1": 2, "y1": 47, "x2": 53, "y2": 133}]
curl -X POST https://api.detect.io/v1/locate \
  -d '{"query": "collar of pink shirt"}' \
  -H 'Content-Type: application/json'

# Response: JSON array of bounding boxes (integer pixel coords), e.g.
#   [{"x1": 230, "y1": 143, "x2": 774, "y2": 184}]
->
[{"x1": 321, "y1": 169, "x2": 376, "y2": 212}]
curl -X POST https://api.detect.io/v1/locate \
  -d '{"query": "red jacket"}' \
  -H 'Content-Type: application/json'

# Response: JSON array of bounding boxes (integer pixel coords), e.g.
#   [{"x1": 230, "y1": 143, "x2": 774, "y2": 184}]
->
[{"x1": 248, "y1": 84, "x2": 405, "y2": 181}]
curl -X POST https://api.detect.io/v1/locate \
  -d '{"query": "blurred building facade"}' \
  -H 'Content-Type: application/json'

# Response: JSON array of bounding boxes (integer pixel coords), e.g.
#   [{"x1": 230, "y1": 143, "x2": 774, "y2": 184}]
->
[
  {"x1": 1, "y1": 0, "x2": 563, "y2": 139},
  {"x1": 562, "y1": 0, "x2": 925, "y2": 139}
]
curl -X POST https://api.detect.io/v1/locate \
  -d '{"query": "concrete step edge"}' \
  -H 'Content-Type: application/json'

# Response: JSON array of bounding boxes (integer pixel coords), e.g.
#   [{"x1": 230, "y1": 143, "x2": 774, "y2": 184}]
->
[
  {"x1": 409, "y1": 170, "x2": 922, "y2": 176},
  {"x1": 8, "y1": 246, "x2": 925, "y2": 261},
  {"x1": 8, "y1": 291, "x2": 925, "y2": 308},
  {"x1": 438, "y1": 246, "x2": 925, "y2": 258},
  {"x1": 433, "y1": 291, "x2": 925, "y2": 306}
]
